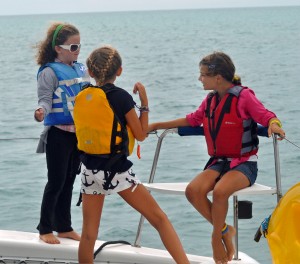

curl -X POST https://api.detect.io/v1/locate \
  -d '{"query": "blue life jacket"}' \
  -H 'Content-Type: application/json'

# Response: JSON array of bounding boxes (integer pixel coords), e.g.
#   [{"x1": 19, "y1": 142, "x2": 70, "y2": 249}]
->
[{"x1": 38, "y1": 62, "x2": 89, "y2": 126}]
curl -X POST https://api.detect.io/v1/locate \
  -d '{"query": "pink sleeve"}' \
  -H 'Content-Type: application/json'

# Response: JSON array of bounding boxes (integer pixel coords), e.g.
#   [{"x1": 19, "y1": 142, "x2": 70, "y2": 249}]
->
[
  {"x1": 238, "y1": 88, "x2": 276, "y2": 127},
  {"x1": 186, "y1": 97, "x2": 207, "y2": 127}
]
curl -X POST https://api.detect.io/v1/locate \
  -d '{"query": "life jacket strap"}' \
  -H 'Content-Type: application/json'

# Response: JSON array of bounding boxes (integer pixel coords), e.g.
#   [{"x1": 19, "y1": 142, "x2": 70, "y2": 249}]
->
[{"x1": 58, "y1": 76, "x2": 90, "y2": 87}]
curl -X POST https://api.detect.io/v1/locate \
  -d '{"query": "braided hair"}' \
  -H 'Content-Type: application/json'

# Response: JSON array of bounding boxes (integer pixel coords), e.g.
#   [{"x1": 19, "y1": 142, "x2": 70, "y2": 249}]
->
[{"x1": 87, "y1": 46, "x2": 122, "y2": 86}]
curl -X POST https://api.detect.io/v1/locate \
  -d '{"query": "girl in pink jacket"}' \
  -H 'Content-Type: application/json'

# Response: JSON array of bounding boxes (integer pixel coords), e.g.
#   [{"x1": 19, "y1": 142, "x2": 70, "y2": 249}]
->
[{"x1": 149, "y1": 51, "x2": 285, "y2": 264}]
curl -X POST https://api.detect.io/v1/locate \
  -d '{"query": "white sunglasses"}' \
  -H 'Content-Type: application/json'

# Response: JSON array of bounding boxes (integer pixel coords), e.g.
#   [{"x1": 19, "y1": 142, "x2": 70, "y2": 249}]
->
[{"x1": 59, "y1": 43, "x2": 81, "y2": 52}]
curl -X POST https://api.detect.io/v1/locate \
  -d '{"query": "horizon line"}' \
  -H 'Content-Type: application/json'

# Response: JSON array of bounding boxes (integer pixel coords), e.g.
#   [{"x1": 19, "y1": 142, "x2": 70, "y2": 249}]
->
[{"x1": 1, "y1": 4, "x2": 299, "y2": 17}]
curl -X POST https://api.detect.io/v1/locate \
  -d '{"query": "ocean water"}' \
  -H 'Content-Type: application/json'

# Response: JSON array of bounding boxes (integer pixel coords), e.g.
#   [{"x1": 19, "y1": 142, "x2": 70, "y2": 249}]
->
[{"x1": 1, "y1": 6, "x2": 300, "y2": 263}]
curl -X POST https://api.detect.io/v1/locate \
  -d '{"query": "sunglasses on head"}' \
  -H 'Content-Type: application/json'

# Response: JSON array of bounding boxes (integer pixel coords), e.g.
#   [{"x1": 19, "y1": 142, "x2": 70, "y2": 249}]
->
[{"x1": 59, "y1": 43, "x2": 81, "y2": 52}]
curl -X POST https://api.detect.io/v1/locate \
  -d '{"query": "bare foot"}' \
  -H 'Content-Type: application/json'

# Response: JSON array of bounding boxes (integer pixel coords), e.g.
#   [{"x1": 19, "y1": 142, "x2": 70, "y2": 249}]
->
[
  {"x1": 222, "y1": 225, "x2": 236, "y2": 261},
  {"x1": 57, "y1": 230, "x2": 81, "y2": 241},
  {"x1": 40, "y1": 233, "x2": 60, "y2": 244},
  {"x1": 212, "y1": 235, "x2": 228, "y2": 264}
]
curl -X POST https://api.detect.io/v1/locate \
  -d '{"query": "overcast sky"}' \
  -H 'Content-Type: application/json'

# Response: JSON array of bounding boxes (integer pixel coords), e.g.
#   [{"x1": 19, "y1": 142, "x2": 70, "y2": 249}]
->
[{"x1": 1, "y1": 0, "x2": 299, "y2": 16}]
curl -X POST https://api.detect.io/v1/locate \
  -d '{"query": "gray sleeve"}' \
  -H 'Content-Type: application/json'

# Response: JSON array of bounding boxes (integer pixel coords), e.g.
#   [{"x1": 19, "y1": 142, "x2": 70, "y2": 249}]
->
[{"x1": 37, "y1": 67, "x2": 59, "y2": 117}]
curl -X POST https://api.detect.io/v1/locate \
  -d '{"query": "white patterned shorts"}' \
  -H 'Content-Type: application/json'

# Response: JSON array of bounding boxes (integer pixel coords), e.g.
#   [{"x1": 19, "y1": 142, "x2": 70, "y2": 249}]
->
[{"x1": 80, "y1": 164, "x2": 141, "y2": 195}]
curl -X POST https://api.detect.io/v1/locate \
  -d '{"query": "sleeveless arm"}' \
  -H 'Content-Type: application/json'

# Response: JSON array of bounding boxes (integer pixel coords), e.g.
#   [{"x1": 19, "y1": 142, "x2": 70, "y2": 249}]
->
[{"x1": 124, "y1": 83, "x2": 148, "y2": 141}]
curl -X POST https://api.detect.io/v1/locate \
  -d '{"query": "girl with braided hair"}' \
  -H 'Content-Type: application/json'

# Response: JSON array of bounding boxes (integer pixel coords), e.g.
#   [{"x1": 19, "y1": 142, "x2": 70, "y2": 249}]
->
[{"x1": 77, "y1": 46, "x2": 190, "y2": 264}]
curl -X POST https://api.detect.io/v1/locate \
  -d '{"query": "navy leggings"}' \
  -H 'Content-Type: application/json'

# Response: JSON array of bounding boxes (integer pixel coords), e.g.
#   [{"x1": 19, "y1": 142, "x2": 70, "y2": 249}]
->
[{"x1": 37, "y1": 126, "x2": 80, "y2": 235}]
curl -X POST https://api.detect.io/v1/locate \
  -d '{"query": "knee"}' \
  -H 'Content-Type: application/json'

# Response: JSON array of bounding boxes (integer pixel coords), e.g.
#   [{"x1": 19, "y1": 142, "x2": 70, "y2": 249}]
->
[
  {"x1": 46, "y1": 179, "x2": 65, "y2": 194},
  {"x1": 185, "y1": 183, "x2": 201, "y2": 203},
  {"x1": 81, "y1": 224, "x2": 99, "y2": 242},
  {"x1": 212, "y1": 187, "x2": 229, "y2": 202},
  {"x1": 81, "y1": 230, "x2": 98, "y2": 243},
  {"x1": 150, "y1": 210, "x2": 170, "y2": 231}
]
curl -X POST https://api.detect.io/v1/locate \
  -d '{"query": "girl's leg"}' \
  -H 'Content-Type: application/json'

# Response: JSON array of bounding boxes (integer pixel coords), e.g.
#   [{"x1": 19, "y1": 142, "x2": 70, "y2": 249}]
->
[
  {"x1": 211, "y1": 170, "x2": 250, "y2": 262},
  {"x1": 185, "y1": 169, "x2": 219, "y2": 223},
  {"x1": 185, "y1": 169, "x2": 249, "y2": 263},
  {"x1": 119, "y1": 184, "x2": 190, "y2": 264},
  {"x1": 185, "y1": 170, "x2": 229, "y2": 263},
  {"x1": 57, "y1": 142, "x2": 81, "y2": 241},
  {"x1": 78, "y1": 193, "x2": 105, "y2": 264},
  {"x1": 38, "y1": 127, "x2": 73, "y2": 244}
]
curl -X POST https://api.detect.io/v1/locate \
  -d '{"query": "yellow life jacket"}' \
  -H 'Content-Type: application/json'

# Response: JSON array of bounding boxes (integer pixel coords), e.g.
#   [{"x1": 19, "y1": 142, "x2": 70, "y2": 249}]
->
[
  {"x1": 74, "y1": 85, "x2": 135, "y2": 158},
  {"x1": 266, "y1": 182, "x2": 300, "y2": 263}
]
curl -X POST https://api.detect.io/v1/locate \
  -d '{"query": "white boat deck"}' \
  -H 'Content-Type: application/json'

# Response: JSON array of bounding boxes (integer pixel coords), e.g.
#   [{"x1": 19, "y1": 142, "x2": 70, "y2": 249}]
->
[{"x1": 0, "y1": 230, "x2": 259, "y2": 264}]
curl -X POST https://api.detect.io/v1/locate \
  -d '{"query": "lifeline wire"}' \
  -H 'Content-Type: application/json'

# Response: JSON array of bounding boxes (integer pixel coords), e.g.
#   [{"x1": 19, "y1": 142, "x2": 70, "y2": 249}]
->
[
  {"x1": 1, "y1": 134, "x2": 300, "y2": 150},
  {"x1": 283, "y1": 137, "x2": 300, "y2": 149},
  {"x1": 0, "y1": 137, "x2": 39, "y2": 141}
]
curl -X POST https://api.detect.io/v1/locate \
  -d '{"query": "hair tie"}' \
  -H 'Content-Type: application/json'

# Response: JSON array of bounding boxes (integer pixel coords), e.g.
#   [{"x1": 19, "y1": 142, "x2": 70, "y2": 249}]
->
[
  {"x1": 208, "y1": 64, "x2": 216, "y2": 69},
  {"x1": 232, "y1": 75, "x2": 239, "y2": 82},
  {"x1": 52, "y1": 24, "x2": 64, "y2": 50}
]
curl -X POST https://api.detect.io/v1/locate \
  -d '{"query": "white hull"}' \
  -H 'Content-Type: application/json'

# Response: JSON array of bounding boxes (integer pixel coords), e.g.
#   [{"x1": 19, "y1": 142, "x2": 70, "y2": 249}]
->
[{"x1": 0, "y1": 230, "x2": 259, "y2": 264}]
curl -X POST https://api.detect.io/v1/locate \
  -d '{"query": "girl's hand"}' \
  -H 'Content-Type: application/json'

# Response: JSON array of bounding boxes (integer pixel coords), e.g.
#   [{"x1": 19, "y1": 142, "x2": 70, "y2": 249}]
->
[
  {"x1": 148, "y1": 123, "x2": 157, "y2": 133},
  {"x1": 34, "y1": 108, "x2": 44, "y2": 122},
  {"x1": 268, "y1": 120, "x2": 285, "y2": 140},
  {"x1": 133, "y1": 82, "x2": 148, "y2": 106}
]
